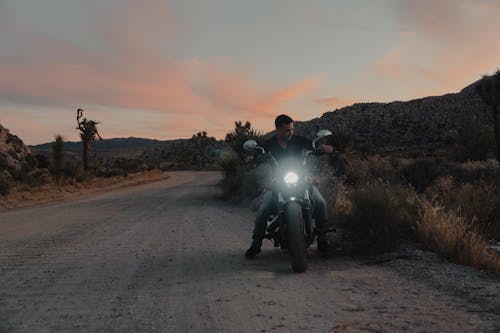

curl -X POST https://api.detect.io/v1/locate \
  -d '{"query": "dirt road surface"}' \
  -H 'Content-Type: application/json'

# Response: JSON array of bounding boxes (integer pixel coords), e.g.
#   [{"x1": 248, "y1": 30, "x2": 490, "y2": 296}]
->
[{"x1": 1, "y1": 171, "x2": 499, "y2": 332}]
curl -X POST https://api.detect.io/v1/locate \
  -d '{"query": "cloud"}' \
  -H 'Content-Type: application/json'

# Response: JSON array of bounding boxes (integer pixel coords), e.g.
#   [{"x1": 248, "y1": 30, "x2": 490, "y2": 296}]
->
[
  {"x1": 0, "y1": 1, "x2": 326, "y2": 145},
  {"x1": 315, "y1": 97, "x2": 356, "y2": 110},
  {"x1": 374, "y1": 0, "x2": 500, "y2": 94},
  {"x1": 0, "y1": 2, "x2": 320, "y2": 118}
]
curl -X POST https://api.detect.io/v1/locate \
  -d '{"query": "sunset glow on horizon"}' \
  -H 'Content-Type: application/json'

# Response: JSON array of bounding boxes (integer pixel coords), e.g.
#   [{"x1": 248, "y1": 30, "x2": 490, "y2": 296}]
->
[{"x1": 1, "y1": 0, "x2": 499, "y2": 145}]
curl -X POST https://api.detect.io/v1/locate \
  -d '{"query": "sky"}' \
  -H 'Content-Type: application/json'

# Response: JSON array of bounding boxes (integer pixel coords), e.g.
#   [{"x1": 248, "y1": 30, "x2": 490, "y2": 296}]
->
[{"x1": 1, "y1": 0, "x2": 499, "y2": 145}]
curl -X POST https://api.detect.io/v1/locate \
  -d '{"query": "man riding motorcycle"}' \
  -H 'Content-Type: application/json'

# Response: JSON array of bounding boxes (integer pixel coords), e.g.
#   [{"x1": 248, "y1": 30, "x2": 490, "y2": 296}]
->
[{"x1": 244, "y1": 114, "x2": 334, "y2": 259}]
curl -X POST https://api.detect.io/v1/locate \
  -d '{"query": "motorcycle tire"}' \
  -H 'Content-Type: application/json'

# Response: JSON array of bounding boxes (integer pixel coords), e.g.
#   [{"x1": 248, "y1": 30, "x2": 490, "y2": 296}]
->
[{"x1": 285, "y1": 201, "x2": 307, "y2": 272}]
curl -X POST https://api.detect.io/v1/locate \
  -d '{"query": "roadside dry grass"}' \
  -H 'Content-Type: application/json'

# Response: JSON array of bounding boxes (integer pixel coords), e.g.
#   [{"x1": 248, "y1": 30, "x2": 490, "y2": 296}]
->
[
  {"x1": 0, "y1": 170, "x2": 169, "y2": 211},
  {"x1": 330, "y1": 155, "x2": 500, "y2": 276},
  {"x1": 417, "y1": 200, "x2": 500, "y2": 275}
]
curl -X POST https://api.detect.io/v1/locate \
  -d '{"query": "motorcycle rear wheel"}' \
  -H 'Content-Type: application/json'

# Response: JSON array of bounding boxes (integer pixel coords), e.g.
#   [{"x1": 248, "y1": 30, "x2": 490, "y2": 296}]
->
[{"x1": 285, "y1": 202, "x2": 307, "y2": 272}]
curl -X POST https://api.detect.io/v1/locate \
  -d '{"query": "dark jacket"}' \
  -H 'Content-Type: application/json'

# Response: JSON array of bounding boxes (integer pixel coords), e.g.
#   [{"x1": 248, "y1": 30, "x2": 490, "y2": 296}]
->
[{"x1": 262, "y1": 135, "x2": 312, "y2": 162}]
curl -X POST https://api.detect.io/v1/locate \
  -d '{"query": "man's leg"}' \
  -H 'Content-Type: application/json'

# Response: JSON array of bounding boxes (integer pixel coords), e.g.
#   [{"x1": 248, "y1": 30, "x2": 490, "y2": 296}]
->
[
  {"x1": 311, "y1": 186, "x2": 330, "y2": 253},
  {"x1": 245, "y1": 191, "x2": 276, "y2": 258}
]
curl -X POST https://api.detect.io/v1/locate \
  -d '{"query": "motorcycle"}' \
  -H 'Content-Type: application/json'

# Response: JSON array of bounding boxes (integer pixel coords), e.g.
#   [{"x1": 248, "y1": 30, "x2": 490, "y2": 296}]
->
[{"x1": 243, "y1": 130, "x2": 334, "y2": 272}]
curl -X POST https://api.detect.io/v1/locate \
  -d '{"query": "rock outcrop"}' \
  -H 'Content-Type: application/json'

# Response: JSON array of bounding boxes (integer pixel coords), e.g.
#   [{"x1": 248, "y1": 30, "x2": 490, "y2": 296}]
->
[{"x1": 0, "y1": 124, "x2": 31, "y2": 172}]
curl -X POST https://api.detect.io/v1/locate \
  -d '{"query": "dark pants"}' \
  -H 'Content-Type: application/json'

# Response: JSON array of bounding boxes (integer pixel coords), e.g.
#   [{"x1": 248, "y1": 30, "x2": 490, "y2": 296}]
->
[{"x1": 251, "y1": 186, "x2": 328, "y2": 246}]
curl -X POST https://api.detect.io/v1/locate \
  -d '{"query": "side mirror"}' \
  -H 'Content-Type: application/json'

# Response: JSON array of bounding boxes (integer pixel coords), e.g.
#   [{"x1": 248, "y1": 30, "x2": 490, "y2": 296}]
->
[
  {"x1": 243, "y1": 139, "x2": 265, "y2": 154},
  {"x1": 312, "y1": 129, "x2": 332, "y2": 149},
  {"x1": 243, "y1": 139, "x2": 258, "y2": 151}
]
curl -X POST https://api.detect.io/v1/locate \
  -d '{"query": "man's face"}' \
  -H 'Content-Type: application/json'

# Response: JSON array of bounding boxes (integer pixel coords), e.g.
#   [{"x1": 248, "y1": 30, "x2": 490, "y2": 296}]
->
[{"x1": 276, "y1": 122, "x2": 294, "y2": 142}]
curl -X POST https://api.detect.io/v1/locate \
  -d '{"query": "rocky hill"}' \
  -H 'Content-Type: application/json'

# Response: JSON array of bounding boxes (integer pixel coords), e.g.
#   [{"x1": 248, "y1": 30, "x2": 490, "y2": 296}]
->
[
  {"x1": 293, "y1": 79, "x2": 493, "y2": 152},
  {"x1": 0, "y1": 124, "x2": 31, "y2": 172}
]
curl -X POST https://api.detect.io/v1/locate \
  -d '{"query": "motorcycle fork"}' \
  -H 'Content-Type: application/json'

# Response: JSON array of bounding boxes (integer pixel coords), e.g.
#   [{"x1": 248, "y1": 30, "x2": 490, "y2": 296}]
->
[
  {"x1": 277, "y1": 199, "x2": 287, "y2": 250},
  {"x1": 303, "y1": 188, "x2": 314, "y2": 245}
]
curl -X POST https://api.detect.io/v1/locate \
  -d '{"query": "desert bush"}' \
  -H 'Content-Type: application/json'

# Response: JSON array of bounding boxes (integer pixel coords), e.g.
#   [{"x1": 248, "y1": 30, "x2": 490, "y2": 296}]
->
[
  {"x1": 426, "y1": 176, "x2": 500, "y2": 240},
  {"x1": 224, "y1": 121, "x2": 263, "y2": 160},
  {"x1": 334, "y1": 126, "x2": 354, "y2": 155},
  {"x1": 111, "y1": 157, "x2": 148, "y2": 173},
  {"x1": 16, "y1": 168, "x2": 50, "y2": 188},
  {"x1": 339, "y1": 183, "x2": 419, "y2": 253},
  {"x1": 220, "y1": 121, "x2": 263, "y2": 201},
  {"x1": 218, "y1": 147, "x2": 269, "y2": 201},
  {"x1": 101, "y1": 168, "x2": 128, "y2": 178},
  {"x1": 328, "y1": 153, "x2": 500, "y2": 275},
  {"x1": 400, "y1": 158, "x2": 462, "y2": 192},
  {"x1": 61, "y1": 159, "x2": 86, "y2": 182},
  {"x1": 0, "y1": 171, "x2": 12, "y2": 195},
  {"x1": 451, "y1": 117, "x2": 495, "y2": 162},
  {"x1": 356, "y1": 137, "x2": 375, "y2": 158},
  {"x1": 190, "y1": 131, "x2": 217, "y2": 168},
  {"x1": 34, "y1": 154, "x2": 50, "y2": 169},
  {"x1": 218, "y1": 147, "x2": 243, "y2": 198},
  {"x1": 345, "y1": 155, "x2": 400, "y2": 186}
]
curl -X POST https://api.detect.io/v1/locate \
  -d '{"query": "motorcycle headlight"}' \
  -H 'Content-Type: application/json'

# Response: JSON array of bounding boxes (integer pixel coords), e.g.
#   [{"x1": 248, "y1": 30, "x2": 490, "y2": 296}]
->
[{"x1": 284, "y1": 172, "x2": 299, "y2": 186}]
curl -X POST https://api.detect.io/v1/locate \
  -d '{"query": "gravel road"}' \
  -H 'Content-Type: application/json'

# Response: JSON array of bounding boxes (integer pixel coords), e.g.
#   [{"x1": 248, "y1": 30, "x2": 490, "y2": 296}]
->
[{"x1": 0, "y1": 171, "x2": 499, "y2": 332}]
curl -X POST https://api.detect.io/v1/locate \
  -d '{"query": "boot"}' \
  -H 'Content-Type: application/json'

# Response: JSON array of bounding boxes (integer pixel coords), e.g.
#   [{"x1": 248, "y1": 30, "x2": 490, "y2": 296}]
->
[
  {"x1": 244, "y1": 240, "x2": 262, "y2": 259},
  {"x1": 317, "y1": 234, "x2": 331, "y2": 258}
]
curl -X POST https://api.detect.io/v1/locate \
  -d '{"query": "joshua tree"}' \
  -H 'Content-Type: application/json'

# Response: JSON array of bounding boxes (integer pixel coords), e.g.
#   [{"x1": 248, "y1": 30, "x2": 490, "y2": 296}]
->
[
  {"x1": 76, "y1": 108, "x2": 102, "y2": 171},
  {"x1": 476, "y1": 70, "x2": 500, "y2": 162}
]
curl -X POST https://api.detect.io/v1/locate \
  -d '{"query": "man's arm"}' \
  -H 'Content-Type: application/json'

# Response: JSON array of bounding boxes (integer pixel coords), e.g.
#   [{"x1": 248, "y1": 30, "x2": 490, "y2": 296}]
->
[{"x1": 320, "y1": 144, "x2": 334, "y2": 154}]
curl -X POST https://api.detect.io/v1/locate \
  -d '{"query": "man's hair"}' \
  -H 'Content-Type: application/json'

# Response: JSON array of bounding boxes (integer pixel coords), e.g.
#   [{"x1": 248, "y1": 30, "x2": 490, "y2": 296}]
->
[{"x1": 275, "y1": 114, "x2": 294, "y2": 128}]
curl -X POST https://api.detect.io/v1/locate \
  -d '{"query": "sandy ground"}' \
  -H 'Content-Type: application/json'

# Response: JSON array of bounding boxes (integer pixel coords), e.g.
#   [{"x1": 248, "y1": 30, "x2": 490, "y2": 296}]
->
[{"x1": 0, "y1": 171, "x2": 499, "y2": 332}]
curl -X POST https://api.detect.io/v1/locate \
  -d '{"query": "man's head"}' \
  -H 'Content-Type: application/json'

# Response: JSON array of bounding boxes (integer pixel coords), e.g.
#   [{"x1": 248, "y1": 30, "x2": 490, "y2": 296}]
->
[{"x1": 275, "y1": 114, "x2": 294, "y2": 142}]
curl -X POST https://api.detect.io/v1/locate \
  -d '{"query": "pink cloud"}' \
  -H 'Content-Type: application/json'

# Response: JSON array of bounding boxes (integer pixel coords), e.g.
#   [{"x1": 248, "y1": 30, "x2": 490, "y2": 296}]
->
[
  {"x1": 0, "y1": 2, "x2": 323, "y2": 143},
  {"x1": 0, "y1": 3, "x2": 320, "y2": 119},
  {"x1": 373, "y1": 0, "x2": 500, "y2": 95},
  {"x1": 316, "y1": 97, "x2": 356, "y2": 110}
]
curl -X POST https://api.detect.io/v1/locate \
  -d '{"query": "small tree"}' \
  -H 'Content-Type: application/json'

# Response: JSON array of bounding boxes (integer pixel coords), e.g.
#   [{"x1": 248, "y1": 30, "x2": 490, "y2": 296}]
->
[
  {"x1": 76, "y1": 108, "x2": 102, "y2": 171},
  {"x1": 190, "y1": 131, "x2": 216, "y2": 168},
  {"x1": 224, "y1": 121, "x2": 263, "y2": 160},
  {"x1": 52, "y1": 135, "x2": 64, "y2": 181},
  {"x1": 476, "y1": 70, "x2": 500, "y2": 162}
]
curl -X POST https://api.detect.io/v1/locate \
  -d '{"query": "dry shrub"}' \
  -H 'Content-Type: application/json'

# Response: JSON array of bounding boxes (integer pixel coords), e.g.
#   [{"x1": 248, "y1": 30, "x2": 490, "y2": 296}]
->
[
  {"x1": 426, "y1": 176, "x2": 500, "y2": 240},
  {"x1": 450, "y1": 118, "x2": 495, "y2": 162},
  {"x1": 0, "y1": 171, "x2": 12, "y2": 195},
  {"x1": 417, "y1": 200, "x2": 500, "y2": 275},
  {"x1": 328, "y1": 155, "x2": 500, "y2": 275},
  {"x1": 339, "y1": 183, "x2": 419, "y2": 253},
  {"x1": 218, "y1": 147, "x2": 269, "y2": 201},
  {"x1": 346, "y1": 155, "x2": 399, "y2": 185}
]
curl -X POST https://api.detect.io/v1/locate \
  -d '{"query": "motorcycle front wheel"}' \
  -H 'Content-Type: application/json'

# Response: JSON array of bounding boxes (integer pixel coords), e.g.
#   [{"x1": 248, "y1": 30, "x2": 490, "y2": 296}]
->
[{"x1": 285, "y1": 201, "x2": 307, "y2": 272}]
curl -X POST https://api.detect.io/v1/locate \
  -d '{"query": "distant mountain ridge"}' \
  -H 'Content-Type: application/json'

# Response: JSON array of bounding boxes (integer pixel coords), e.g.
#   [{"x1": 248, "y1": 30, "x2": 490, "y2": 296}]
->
[
  {"x1": 30, "y1": 77, "x2": 494, "y2": 157},
  {"x1": 31, "y1": 137, "x2": 191, "y2": 158}
]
